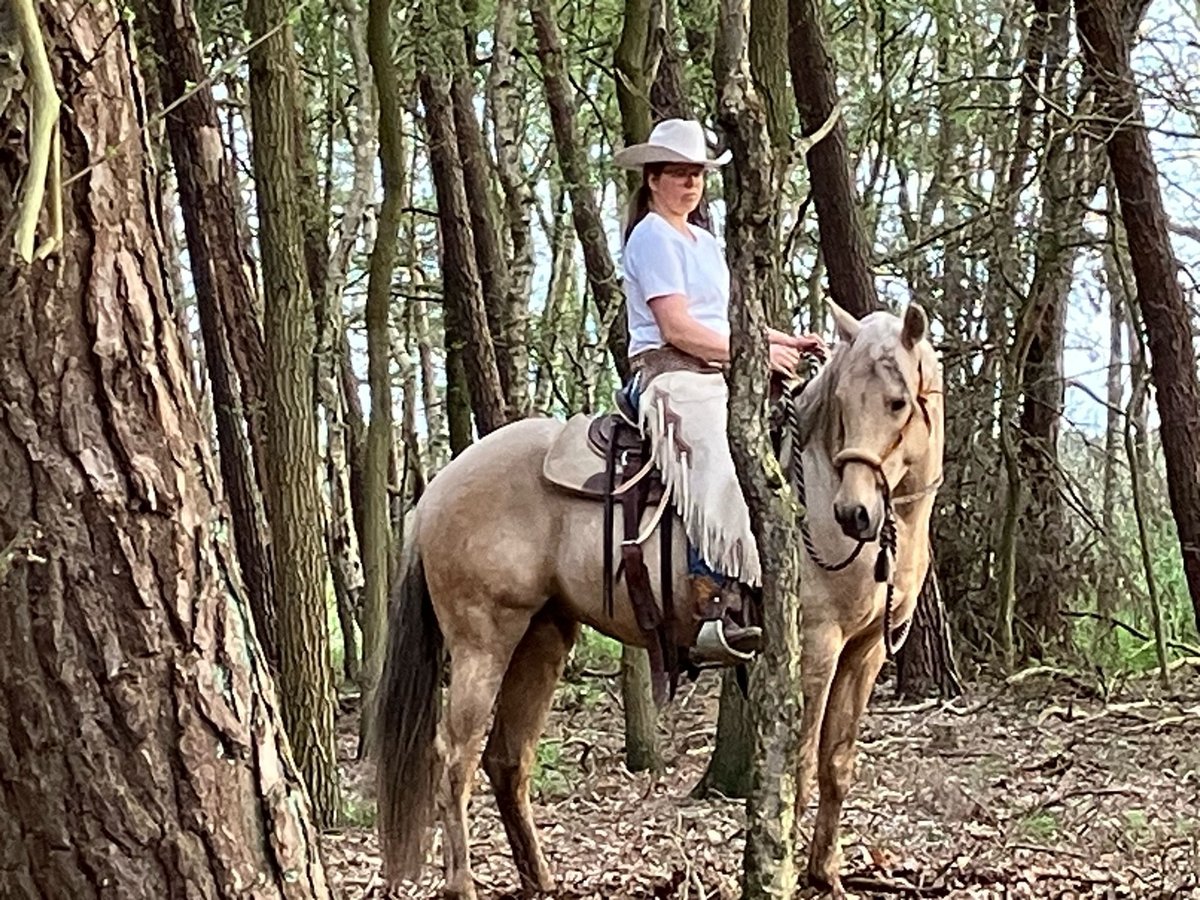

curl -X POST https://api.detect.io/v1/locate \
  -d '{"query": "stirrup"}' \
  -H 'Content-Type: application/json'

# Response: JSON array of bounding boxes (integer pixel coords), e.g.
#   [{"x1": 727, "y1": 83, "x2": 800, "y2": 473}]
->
[{"x1": 690, "y1": 619, "x2": 761, "y2": 667}]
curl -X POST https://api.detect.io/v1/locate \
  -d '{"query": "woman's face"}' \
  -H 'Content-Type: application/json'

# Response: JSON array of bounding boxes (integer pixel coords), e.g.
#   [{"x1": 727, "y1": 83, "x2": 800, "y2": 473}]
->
[{"x1": 649, "y1": 163, "x2": 706, "y2": 218}]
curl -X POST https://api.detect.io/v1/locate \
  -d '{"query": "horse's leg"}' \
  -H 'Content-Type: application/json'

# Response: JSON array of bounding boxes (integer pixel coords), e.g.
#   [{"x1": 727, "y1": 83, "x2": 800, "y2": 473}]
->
[
  {"x1": 483, "y1": 605, "x2": 579, "y2": 895},
  {"x1": 807, "y1": 634, "x2": 887, "y2": 896},
  {"x1": 794, "y1": 621, "x2": 842, "y2": 817},
  {"x1": 437, "y1": 611, "x2": 533, "y2": 900}
]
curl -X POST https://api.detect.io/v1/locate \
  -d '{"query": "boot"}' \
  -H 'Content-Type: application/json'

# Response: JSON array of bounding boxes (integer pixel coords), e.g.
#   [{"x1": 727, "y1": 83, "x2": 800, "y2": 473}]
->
[{"x1": 688, "y1": 576, "x2": 763, "y2": 666}]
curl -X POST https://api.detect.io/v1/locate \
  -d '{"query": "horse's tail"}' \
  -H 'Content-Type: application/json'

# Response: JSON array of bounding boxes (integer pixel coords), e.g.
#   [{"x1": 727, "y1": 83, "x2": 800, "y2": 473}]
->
[{"x1": 373, "y1": 528, "x2": 444, "y2": 881}]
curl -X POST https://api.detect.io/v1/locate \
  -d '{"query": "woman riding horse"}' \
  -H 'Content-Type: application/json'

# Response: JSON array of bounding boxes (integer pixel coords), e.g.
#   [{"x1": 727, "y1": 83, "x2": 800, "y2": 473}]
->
[{"x1": 614, "y1": 117, "x2": 825, "y2": 641}]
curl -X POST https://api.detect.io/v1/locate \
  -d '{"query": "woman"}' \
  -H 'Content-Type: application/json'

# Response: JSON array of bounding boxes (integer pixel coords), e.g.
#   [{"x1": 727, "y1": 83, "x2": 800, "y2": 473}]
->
[
  {"x1": 613, "y1": 118, "x2": 825, "y2": 663},
  {"x1": 614, "y1": 118, "x2": 825, "y2": 382}
]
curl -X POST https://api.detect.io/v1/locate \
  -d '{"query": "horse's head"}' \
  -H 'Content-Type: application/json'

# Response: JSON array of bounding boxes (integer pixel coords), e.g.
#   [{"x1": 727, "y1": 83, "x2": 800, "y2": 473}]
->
[{"x1": 802, "y1": 301, "x2": 943, "y2": 542}]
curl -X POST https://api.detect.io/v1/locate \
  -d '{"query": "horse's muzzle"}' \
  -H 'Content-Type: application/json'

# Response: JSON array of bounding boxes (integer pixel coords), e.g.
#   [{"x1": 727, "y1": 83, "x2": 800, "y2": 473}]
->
[{"x1": 833, "y1": 501, "x2": 878, "y2": 541}]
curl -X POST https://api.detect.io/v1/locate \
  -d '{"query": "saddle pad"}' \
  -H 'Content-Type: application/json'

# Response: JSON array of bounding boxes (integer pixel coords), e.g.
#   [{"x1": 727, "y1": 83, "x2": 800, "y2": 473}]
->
[
  {"x1": 639, "y1": 370, "x2": 761, "y2": 587},
  {"x1": 542, "y1": 413, "x2": 662, "y2": 502}
]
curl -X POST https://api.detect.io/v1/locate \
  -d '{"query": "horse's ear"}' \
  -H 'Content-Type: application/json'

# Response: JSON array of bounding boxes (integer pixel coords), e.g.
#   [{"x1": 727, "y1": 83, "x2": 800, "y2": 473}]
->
[
  {"x1": 828, "y1": 300, "x2": 860, "y2": 343},
  {"x1": 901, "y1": 303, "x2": 928, "y2": 349}
]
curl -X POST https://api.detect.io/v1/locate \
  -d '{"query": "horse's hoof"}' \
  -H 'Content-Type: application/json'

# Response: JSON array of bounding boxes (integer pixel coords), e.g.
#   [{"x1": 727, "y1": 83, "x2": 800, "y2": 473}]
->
[{"x1": 441, "y1": 881, "x2": 478, "y2": 900}]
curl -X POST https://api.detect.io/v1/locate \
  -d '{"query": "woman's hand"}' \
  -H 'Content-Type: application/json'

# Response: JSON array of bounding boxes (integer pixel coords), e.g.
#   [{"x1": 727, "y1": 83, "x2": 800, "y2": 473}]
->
[
  {"x1": 788, "y1": 332, "x2": 828, "y2": 360},
  {"x1": 769, "y1": 343, "x2": 801, "y2": 376},
  {"x1": 767, "y1": 328, "x2": 828, "y2": 361}
]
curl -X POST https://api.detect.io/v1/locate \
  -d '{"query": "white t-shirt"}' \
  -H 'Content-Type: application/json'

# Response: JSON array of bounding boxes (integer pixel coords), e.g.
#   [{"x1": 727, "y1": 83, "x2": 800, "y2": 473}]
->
[{"x1": 621, "y1": 212, "x2": 731, "y2": 357}]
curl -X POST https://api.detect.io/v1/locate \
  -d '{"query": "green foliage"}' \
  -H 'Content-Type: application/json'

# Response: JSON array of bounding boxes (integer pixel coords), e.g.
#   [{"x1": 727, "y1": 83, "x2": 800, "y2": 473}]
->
[
  {"x1": 1019, "y1": 811, "x2": 1060, "y2": 841},
  {"x1": 341, "y1": 794, "x2": 377, "y2": 828},
  {"x1": 530, "y1": 738, "x2": 573, "y2": 799}
]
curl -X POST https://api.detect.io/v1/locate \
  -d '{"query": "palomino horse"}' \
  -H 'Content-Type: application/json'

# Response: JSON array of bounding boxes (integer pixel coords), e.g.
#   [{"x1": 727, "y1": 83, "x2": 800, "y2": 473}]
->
[
  {"x1": 784, "y1": 301, "x2": 944, "y2": 895},
  {"x1": 374, "y1": 301, "x2": 944, "y2": 899}
]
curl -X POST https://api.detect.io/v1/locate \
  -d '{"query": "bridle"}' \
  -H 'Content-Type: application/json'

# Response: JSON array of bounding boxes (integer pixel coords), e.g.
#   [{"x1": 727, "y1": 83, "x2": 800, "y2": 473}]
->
[{"x1": 784, "y1": 361, "x2": 942, "y2": 659}]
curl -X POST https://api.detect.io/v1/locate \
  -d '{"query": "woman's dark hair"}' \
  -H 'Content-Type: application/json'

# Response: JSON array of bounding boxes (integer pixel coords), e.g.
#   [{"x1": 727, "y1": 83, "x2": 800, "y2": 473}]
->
[{"x1": 622, "y1": 162, "x2": 667, "y2": 245}]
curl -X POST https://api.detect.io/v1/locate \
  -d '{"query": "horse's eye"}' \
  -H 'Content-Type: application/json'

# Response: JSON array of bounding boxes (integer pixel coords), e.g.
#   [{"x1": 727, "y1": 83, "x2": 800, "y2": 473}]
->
[{"x1": 889, "y1": 398, "x2": 907, "y2": 414}]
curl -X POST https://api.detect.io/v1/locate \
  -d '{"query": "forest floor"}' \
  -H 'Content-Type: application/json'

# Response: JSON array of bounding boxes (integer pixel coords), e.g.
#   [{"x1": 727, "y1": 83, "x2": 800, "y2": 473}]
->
[{"x1": 323, "y1": 657, "x2": 1200, "y2": 899}]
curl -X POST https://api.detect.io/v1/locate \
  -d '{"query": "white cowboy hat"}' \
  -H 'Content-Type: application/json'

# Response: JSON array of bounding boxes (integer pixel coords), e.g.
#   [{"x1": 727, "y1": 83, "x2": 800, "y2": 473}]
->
[{"x1": 612, "y1": 118, "x2": 732, "y2": 170}]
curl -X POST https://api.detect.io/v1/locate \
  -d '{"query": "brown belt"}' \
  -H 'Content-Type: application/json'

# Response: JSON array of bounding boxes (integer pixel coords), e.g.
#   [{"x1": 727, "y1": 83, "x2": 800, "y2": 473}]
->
[{"x1": 629, "y1": 345, "x2": 725, "y2": 386}]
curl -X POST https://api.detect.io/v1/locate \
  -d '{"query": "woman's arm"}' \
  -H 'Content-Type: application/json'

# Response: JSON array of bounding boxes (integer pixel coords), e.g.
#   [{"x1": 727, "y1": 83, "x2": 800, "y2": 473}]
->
[
  {"x1": 648, "y1": 293, "x2": 731, "y2": 362},
  {"x1": 649, "y1": 295, "x2": 806, "y2": 374}
]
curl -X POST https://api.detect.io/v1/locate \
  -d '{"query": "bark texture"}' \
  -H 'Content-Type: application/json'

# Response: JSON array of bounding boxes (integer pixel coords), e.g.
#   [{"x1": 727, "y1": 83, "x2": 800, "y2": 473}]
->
[
  {"x1": 531, "y1": 0, "x2": 630, "y2": 379},
  {"x1": 361, "y1": 0, "x2": 403, "y2": 730},
  {"x1": 448, "y1": 11, "x2": 522, "y2": 418},
  {"x1": 418, "y1": 0, "x2": 507, "y2": 437},
  {"x1": 718, "y1": 1, "x2": 804, "y2": 894},
  {"x1": 487, "y1": 0, "x2": 534, "y2": 416},
  {"x1": 894, "y1": 564, "x2": 964, "y2": 699},
  {"x1": 1077, "y1": 0, "x2": 1200, "y2": 632},
  {"x1": 787, "y1": 0, "x2": 877, "y2": 318},
  {"x1": 141, "y1": 0, "x2": 278, "y2": 669},
  {"x1": 0, "y1": 2, "x2": 329, "y2": 895},
  {"x1": 246, "y1": 0, "x2": 340, "y2": 826}
]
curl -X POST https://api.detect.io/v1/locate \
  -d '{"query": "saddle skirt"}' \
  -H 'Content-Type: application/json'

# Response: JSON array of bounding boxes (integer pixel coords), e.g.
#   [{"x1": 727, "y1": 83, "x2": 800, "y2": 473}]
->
[{"x1": 542, "y1": 411, "x2": 663, "y2": 503}]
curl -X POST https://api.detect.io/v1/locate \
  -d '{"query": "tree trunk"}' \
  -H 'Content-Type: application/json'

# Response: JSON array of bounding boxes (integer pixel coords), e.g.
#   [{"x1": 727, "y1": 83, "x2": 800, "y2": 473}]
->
[
  {"x1": 620, "y1": 646, "x2": 663, "y2": 772},
  {"x1": 418, "y1": 0, "x2": 507, "y2": 438},
  {"x1": 140, "y1": 0, "x2": 278, "y2": 668},
  {"x1": 1014, "y1": 0, "x2": 1104, "y2": 654},
  {"x1": 246, "y1": 0, "x2": 341, "y2": 827},
  {"x1": 615, "y1": 0, "x2": 657, "y2": 196},
  {"x1": 718, "y1": 2, "x2": 804, "y2": 895},
  {"x1": 1077, "y1": 0, "x2": 1200, "y2": 632},
  {"x1": 488, "y1": 0, "x2": 534, "y2": 416},
  {"x1": 610, "y1": 0, "x2": 664, "y2": 774},
  {"x1": 531, "y1": 0, "x2": 630, "y2": 379},
  {"x1": 533, "y1": 186, "x2": 574, "y2": 413},
  {"x1": 414, "y1": 298, "x2": 452, "y2": 467},
  {"x1": 1098, "y1": 186, "x2": 1129, "y2": 620},
  {"x1": 694, "y1": 670, "x2": 754, "y2": 798},
  {"x1": 895, "y1": 563, "x2": 963, "y2": 699},
  {"x1": 322, "y1": 0, "x2": 377, "y2": 687},
  {"x1": 360, "y1": 0, "x2": 405, "y2": 740},
  {"x1": 787, "y1": 0, "x2": 877, "y2": 318},
  {"x1": 0, "y1": 1, "x2": 329, "y2": 893},
  {"x1": 449, "y1": 10, "x2": 522, "y2": 419}
]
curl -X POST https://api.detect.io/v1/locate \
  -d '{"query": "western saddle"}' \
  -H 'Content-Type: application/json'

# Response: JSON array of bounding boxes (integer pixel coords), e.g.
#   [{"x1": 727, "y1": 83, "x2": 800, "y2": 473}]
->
[{"x1": 542, "y1": 384, "x2": 762, "y2": 703}]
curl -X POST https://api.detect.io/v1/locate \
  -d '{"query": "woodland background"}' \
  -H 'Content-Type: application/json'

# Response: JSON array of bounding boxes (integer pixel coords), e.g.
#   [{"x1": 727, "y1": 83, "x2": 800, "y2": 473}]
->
[{"x1": 0, "y1": 0, "x2": 1198, "y2": 894}]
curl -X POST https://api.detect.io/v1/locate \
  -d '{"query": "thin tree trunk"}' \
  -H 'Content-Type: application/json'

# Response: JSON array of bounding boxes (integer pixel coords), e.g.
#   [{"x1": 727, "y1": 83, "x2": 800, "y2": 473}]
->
[
  {"x1": 615, "y1": 0, "x2": 657, "y2": 196},
  {"x1": 718, "y1": 1, "x2": 804, "y2": 895},
  {"x1": 787, "y1": 0, "x2": 877, "y2": 318},
  {"x1": 694, "y1": 670, "x2": 754, "y2": 798},
  {"x1": 0, "y1": 1, "x2": 329, "y2": 892},
  {"x1": 361, "y1": 0, "x2": 405, "y2": 741},
  {"x1": 140, "y1": 0, "x2": 278, "y2": 667},
  {"x1": 449, "y1": 11, "x2": 521, "y2": 418},
  {"x1": 895, "y1": 563, "x2": 963, "y2": 699},
  {"x1": 531, "y1": 0, "x2": 630, "y2": 378},
  {"x1": 246, "y1": 0, "x2": 340, "y2": 826},
  {"x1": 620, "y1": 646, "x2": 663, "y2": 772},
  {"x1": 418, "y1": 0, "x2": 507, "y2": 438},
  {"x1": 533, "y1": 186, "x2": 573, "y2": 413},
  {"x1": 1099, "y1": 188, "x2": 1129, "y2": 619},
  {"x1": 414, "y1": 298, "x2": 451, "y2": 466},
  {"x1": 318, "y1": 0, "x2": 375, "y2": 690},
  {"x1": 1078, "y1": 0, "x2": 1200, "y2": 632},
  {"x1": 488, "y1": 0, "x2": 534, "y2": 416},
  {"x1": 611, "y1": 0, "x2": 664, "y2": 774},
  {"x1": 1014, "y1": 3, "x2": 1104, "y2": 653}
]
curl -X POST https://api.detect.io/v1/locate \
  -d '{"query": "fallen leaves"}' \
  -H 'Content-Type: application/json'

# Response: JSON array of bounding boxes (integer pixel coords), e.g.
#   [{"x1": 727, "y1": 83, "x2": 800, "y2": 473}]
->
[{"x1": 324, "y1": 668, "x2": 1200, "y2": 899}]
